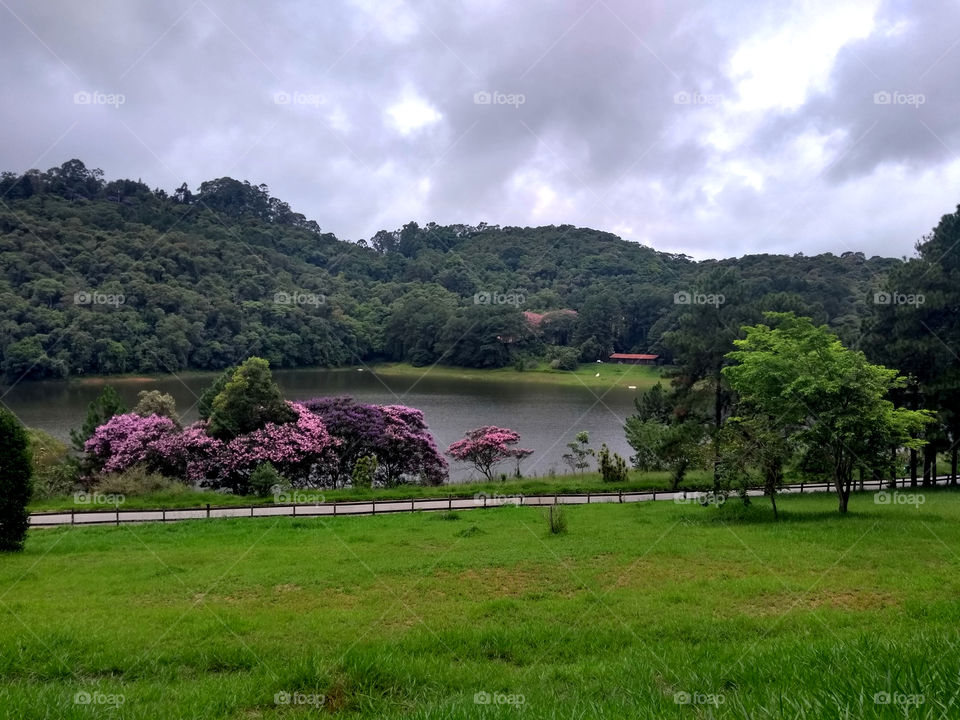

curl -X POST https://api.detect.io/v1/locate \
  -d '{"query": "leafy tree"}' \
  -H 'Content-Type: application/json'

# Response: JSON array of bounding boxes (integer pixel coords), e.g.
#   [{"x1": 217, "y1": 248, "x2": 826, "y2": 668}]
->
[
  {"x1": 249, "y1": 462, "x2": 284, "y2": 498},
  {"x1": 70, "y1": 385, "x2": 127, "y2": 453},
  {"x1": 562, "y1": 431, "x2": 594, "y2": 475},
  {"x1": 723, "y1": 313, "x2": 932, "y2": 513},
  {"x1": 198, "y1": 366, "x2": 236, "y2": 421},
  {"x1": 0, "y1": 409, "x2": 33, "y2": 551},
  {"x1": 133, "y1": 390, "x2": 180, "y2": 427},
  {"x1": 625, "y1": 418, "x2": 705, "y2": 489},
  {"x1": 446, "y1": 426, "x2": 530, "y2": 481},
  {"x1": 351, "y1": 455, "x2": 378, "y2": 489},
  {"x1": 207, "y1": 357, "x2": 295, "y2": 440}
]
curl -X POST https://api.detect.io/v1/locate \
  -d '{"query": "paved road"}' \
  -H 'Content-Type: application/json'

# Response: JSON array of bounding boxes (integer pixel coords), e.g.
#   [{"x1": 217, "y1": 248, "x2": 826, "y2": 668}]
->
[{"x1": 29, "y1": 476, "x2": 954, "y2": 529}]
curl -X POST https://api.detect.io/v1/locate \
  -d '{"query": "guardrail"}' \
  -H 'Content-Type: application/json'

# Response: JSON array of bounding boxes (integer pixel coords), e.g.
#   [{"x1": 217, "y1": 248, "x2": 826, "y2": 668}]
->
[{"x1": 29, "y1": 475, "x2": 955, "y2": 528}]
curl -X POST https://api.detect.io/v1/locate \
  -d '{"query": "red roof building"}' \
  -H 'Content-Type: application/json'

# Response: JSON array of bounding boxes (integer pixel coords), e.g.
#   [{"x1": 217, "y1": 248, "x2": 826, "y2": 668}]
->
[{"x1": 609, "y1": 353, "x2": 660, "y2": 365}]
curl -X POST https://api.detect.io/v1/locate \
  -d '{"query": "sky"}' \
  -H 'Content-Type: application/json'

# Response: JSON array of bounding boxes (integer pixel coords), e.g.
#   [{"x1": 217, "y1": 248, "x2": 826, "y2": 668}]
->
[{"x1": 1, "y1": 0, "x2": 958, "y2": 260}]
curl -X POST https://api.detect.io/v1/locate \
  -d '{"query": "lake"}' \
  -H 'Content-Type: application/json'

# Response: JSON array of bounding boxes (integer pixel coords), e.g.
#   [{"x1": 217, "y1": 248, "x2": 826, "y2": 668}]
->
[{"x1": 1, "y1": 368, "x2": 644, "y2": 482}]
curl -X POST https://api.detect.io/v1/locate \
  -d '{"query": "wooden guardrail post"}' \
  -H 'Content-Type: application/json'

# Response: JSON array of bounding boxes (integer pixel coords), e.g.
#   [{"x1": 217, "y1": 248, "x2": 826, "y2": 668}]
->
[{"x1": 206, "y1": 503, "x2": 211, "y2": 519}]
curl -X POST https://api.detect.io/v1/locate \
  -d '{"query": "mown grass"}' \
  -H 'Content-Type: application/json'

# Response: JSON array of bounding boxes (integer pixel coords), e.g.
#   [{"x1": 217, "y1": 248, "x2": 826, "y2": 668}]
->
[
  {"x1": 365, "y1": 361, "x2": 665, "y2": 389},
  {"x1": 4, "y1": 490, "x2": 959, "y2": 718}
]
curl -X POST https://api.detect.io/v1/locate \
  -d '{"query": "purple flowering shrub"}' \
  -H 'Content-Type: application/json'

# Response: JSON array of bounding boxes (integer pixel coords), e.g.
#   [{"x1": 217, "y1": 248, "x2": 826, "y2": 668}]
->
[
  {"x1": 304, "y1": 397, "x2": 448, "y2": 487},
  {"x1": 446, "y1": 426, "x2": 533, "y2": 481},
  {"x1": 85, "y1": 398, "x2": 447, "y2": 493}
]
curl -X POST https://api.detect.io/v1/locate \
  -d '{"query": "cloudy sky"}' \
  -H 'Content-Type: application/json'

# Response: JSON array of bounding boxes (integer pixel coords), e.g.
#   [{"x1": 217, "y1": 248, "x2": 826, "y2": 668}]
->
[{"x1": 1, "y1": 0, "x2": 958, "y2": 259}]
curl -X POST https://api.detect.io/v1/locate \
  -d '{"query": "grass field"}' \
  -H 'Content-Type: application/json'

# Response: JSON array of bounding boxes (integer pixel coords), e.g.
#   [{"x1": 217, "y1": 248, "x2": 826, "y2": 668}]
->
[
  {"x1": 363, "y1": 361, "x2": 665, "y2": 389},
  {"x1": 3, "y1": 490, "x2": 959, "y2": 718}
]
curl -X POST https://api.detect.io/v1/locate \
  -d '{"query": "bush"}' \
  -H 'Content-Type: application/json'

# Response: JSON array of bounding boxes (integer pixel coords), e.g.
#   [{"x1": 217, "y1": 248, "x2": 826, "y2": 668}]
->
[
  {"x1": 546, "y1": 504, "x2": 567, "y2": 534},
  {"x1": 351, "y1": 455, "x2": 378, "y2": 489},
  {"x1": 93, "y1": 466, "x2": 185, "y2": 497},
  {"x1": 598, "y1": 443, "x2": 629, "y2": 483},
  {"x1": 249, "y1": 462, "x2": 285, "y2": 498},
  {"x1": 548, "y1": 347, "x2": 579, "y2": 371},
  {"x1": 32, "y1": 461, "x2": 82, "y2": 500},
  {"x1": 0, "y1": 409, "x2": 33, "y2": 551}
]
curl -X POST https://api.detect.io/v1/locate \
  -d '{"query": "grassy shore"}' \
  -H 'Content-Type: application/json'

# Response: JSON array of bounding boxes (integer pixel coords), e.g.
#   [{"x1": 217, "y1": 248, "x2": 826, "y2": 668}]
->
[
  {"x1": 28, "y1": 470, "x2": 716, "y2": 513},
  {"x1": 3, "y1": 490, "x2": 958, "y2": 718},
  {"x1": 363, "y1": 361, "x2": 665, "y2": 390}
]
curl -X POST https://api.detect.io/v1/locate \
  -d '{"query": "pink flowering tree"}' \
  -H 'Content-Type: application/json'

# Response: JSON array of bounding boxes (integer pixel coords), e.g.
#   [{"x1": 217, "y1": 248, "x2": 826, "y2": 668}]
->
[
  {"x1": 84, "y1": 413, "x2": 179, "y2": 474},
  {"x1": 446, "y1": 426, "x2": 533, "y2": 481}
]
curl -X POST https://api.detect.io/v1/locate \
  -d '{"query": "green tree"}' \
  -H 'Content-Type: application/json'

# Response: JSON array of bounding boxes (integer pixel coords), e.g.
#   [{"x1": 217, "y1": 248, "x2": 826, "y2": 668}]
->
[
  {"x1": 198, "y1": 366, "x2": 237, "y2": 421},
  {"x1": 70, "y1": 385, "x2": 127, "y2": 452},
  {"x1": 133, "y1": 390, "x2": 180, "y2": 427},
  {"x1": 0, "y1": 409, "x2": 33, "y2": 551},
  {"x1": 207, "y1": 357, "x2": 294, "y2": 440},
  {"x1": 723, "y1": 313, "x2": 932, "y2": 513},
  {"x1": 562, "y1": 431, "x2": 594, "y2": 475}
]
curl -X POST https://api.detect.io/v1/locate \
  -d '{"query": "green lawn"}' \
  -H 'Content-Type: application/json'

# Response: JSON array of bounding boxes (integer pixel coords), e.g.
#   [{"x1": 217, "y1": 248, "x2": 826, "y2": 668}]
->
[
  {"x1": 365, "y1": 361, "x2": 665, "y2": 389},
  {"x1": 3, "y1": 490, "x2": 959, "y2": 718}
]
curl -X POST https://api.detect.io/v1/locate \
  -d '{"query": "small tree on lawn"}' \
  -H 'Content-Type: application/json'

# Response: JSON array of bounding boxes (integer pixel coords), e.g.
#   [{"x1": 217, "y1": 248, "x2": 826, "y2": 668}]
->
[
  {"x1": 0, "y1": 409, "x2": 33, "y2": 551},
  {"x1": 446, "y1": 426, "x2": 530, "y2": 481},
  {"x1": 598, "y1": 443, "x2": 629, "y2": 483},
  {"x1": 562, "y1": 431, "x2": 594, "y2": 475},
  {"x1": 723, "y1": 313, "x2": 932, "y2": 513}
]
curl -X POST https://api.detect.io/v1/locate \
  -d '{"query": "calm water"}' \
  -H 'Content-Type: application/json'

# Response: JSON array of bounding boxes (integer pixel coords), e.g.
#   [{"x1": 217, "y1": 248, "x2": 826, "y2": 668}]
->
[{"x1": 1, "y1": 368, "x2": 641, "y2": 482}]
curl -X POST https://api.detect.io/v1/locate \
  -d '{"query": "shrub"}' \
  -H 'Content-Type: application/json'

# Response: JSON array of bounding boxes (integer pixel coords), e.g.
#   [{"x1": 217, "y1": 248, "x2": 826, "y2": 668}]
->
[
  {"x1": 249, "y1": 462, "x2": 285, "y2": 498},
  {"x1": 0, "y1": 409, "x2": 33, "y2": 551},
  {"x1": 207, "y1": 357, "x2": 295, "y2": 440},
  {"x1": 351, "y1": 455, "x2": 378, "y2": 489},
  {"x1": 93, "y1": 466, "x2": 184, "y2": 496},
  {"x1": 598, "y1": 443, "x2": 629, "y2": 483},
  {"x1": 133, "y1": 390, "x2": 181, "y2": 427},
  {"x1": 546, "y1": 504, "x2": 567, "y2": 535}
]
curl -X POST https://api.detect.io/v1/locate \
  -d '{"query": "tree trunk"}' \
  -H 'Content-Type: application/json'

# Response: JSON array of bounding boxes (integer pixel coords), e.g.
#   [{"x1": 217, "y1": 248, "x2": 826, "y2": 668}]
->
[
  {"x1": 769, "y1": 491, "x2": 778, "y2": 520},
  {"x1": 910, "y1": 448, "x2": 918, "y2": 488},
  {"x1": 890, "y1": 446, "x2": 897, "y2": 489},
  {"x1": 923, "y1": 445, "x2": 934, "y2": 488},
  {"x1": 952, "y1": 445, "x2": 958, "y2": 487}
]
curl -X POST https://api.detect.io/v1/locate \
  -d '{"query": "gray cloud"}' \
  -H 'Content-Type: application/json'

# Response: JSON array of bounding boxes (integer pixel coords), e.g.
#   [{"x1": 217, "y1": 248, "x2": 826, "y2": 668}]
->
[{"x1": 1, "y1": 0, "x2": 958, "y2": 259}]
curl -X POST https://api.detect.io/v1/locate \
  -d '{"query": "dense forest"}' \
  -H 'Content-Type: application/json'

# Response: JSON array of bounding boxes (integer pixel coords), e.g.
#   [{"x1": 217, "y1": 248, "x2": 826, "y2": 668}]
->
[{"x1": 0, "y1": 159, "x2": 925, "y2": 383}]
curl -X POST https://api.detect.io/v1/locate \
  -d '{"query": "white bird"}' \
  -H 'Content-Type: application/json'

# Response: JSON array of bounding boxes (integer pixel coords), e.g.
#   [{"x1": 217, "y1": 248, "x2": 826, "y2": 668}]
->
[{"x1": 595, "y1": 372, "x2": 600, "y2": 377}]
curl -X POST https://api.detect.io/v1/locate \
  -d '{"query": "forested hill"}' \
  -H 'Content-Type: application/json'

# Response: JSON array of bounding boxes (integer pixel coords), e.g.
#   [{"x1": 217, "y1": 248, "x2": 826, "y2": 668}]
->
[{"x1": 0, "y1": 159, "x2": 902, "y2": 381}]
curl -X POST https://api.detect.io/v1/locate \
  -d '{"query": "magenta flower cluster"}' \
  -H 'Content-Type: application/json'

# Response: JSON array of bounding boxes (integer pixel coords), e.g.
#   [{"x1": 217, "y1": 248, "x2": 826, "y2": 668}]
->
[
  {"x1": 85, "y1": 398, "x2": 449, "y2": 491},
  {"x1": 446, "y1": 426, "x2": 533, "y2": 480}
]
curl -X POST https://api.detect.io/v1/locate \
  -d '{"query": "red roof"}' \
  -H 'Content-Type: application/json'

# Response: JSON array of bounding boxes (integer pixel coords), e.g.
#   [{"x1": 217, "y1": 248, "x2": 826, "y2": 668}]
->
[
  {"x1": 524, "y1": 309, "x2": 578, "y2": 327},
  {"x1": 610, "y1": 353, "x2": 659, "y2": 360}
]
